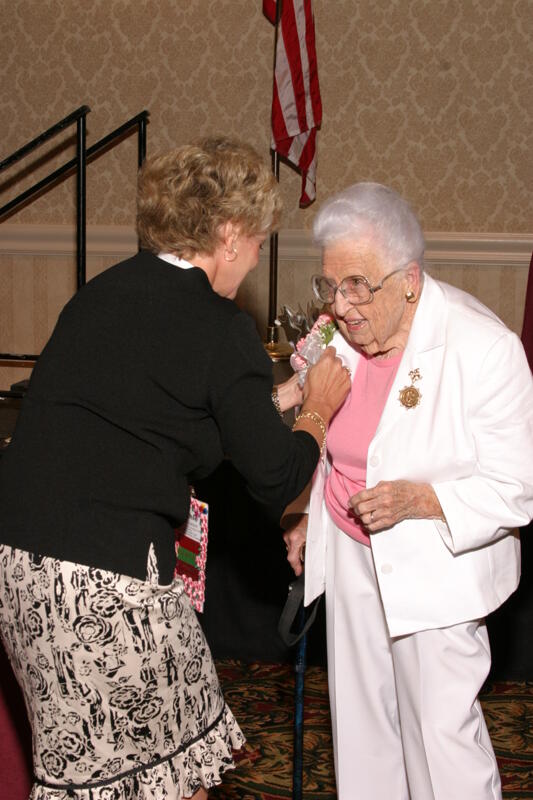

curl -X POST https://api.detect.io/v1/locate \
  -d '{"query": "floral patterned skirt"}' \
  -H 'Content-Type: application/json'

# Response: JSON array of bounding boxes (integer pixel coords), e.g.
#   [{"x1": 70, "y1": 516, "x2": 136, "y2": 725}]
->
[{"x1": 0, "y1": 543, "x2": 245, "y2": 799}]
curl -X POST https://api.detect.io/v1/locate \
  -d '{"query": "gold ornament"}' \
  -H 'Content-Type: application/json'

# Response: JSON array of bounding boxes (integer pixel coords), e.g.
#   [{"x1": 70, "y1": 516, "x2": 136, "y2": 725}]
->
[{"x1": 399, "y1": 368, "x2": 422, "y2": 409}]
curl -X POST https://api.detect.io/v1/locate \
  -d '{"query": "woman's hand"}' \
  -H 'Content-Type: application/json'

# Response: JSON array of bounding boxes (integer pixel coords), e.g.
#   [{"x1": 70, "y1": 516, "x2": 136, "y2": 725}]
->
[
  {"x1": 282, "y1": 514, "x2": 308, "y2": 576},
  {"x1": 275, "y1": 373, "x2": 304, "y2": 412},
  {"x1": 350, "y1": 480, "x2": 445, "y2": 532},
  {"x1": 302, "y1": 346, "x2": 351, "y2": 423}
]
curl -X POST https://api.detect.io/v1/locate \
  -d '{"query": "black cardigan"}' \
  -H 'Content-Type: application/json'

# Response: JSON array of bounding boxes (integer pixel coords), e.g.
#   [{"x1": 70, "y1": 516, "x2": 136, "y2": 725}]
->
[{"x1": 0, "y1": 251, "x2": 318, "y2": 583}]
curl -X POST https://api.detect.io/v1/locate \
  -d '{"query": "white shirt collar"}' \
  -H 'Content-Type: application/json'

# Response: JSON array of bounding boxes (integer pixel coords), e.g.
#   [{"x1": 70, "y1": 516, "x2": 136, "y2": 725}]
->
[{"x1": 158, "y1": 252, "x2": 195, "y2": 270}]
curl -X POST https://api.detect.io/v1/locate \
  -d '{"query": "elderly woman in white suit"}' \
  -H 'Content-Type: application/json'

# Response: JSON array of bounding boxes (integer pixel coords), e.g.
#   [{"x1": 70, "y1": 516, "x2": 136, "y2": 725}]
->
[{"x1": 283, "y1": 183, "x2": 533, "y2": 800}]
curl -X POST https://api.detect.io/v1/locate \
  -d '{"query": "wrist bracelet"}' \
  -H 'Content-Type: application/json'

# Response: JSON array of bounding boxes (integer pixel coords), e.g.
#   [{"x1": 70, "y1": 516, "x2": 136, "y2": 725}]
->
[
  {"x1": 271, "y1": 387, "x2": 284, "y2": 419},
  {"x1": 293, "y1": 410, "x2": 327, "y2": 454}
]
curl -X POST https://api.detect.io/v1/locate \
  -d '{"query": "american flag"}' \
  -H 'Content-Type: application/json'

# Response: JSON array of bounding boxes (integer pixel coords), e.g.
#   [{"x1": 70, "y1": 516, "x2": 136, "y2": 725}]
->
[{"x1": 264, "y1": 0, "x2": 322, "y2": 207}]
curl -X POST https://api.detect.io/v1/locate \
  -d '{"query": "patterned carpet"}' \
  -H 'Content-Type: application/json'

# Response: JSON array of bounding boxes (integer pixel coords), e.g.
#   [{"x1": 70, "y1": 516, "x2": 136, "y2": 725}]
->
[{"x1": 211, "y1": 660, "x2": 533, "y2": 800}]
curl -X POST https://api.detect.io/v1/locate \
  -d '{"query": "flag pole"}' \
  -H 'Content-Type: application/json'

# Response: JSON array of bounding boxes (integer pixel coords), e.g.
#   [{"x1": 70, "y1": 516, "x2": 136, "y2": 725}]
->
[
  {"x1": 521, "y1": 250, "x2": 533, "y2": 371},
  {"x1": 265, "y1": 0, "x2": 293, "y2": 362}
]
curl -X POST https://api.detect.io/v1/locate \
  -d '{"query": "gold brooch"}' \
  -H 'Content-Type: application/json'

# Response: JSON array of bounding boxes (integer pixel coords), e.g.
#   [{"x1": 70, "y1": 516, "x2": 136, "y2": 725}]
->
[{"x1": 399, "y1": 368, "x2": 422, "y2": 409}]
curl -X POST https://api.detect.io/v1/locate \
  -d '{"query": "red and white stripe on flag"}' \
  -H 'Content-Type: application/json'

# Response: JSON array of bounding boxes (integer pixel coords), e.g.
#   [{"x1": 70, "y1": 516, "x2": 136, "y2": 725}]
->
[{"x1": 264, "y1": 0, "x2": 322, "y2": 207}]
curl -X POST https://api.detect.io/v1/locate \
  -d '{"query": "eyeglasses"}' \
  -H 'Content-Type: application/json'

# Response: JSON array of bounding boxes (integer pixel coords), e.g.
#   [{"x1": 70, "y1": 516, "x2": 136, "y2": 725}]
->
[{"x1": 311, "y1": 266, "x2": 407, "y2": 306}]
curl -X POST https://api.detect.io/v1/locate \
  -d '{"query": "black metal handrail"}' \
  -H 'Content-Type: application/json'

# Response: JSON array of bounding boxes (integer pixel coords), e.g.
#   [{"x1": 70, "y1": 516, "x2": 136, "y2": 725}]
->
[
  {"x1": 0, "y1": 354, "x2": 39, "y2": 361},
  {"x1": 1, "y1": 104, "x2": 90, "y2": 294},
  {"x1": 0, "y1": 110, "x2": 149, "y2": 223},
  {"x1": 0, "y1": 107, "x2": 149, "y2": 367},
  {"x1": 0, "y1": 106, "x2": 90, "y2": 173}
]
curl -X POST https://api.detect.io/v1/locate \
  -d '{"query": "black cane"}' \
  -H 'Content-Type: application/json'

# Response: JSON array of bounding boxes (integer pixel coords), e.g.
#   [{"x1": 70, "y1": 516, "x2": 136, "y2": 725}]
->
[
  {"x1": 293, "y1": 603, "x2": 307, "y2": 800},
  {"x1": 279, "y1": 571, "x2": 322, "y2": 800}
]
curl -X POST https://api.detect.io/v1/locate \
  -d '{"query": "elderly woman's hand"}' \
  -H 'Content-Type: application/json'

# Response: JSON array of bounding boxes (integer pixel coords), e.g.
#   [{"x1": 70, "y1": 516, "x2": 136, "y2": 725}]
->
[
  {"x1": 350, "y1": 480, "x2": 444, "y2": 532},
  {"x1": 282, "y1": 514, "x2": 308, "y2": 576},
  {"x1": 275, "y1": 373, "x2": 304, "y2": 413}
]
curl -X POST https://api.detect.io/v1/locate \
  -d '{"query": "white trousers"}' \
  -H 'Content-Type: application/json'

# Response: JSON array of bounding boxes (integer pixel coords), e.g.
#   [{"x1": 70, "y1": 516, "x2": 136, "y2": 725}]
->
[{"x1": 325, "y1": 513, "x2": 502, "y2": 800}]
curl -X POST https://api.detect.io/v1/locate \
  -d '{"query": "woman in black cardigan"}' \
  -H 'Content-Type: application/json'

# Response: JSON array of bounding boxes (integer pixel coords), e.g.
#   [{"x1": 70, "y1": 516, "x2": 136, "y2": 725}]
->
[{"x1": 0, "y1": 137, "x2": 349, "y2": 800}]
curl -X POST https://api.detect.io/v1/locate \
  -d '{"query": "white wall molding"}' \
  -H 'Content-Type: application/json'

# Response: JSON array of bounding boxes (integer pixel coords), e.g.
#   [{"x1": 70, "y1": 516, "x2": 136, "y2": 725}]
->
[
  {"x1": 424, "y1": 232, "x2": 533, "y2": 269},
  {"x1": 0, "y1": 224, "x2": 532, "y2": 268},
  {"x1": 274, "y1": 230, "x2": 533, "y2": 269},
  {"x1": 0, "y1": 224, "x2": 138, "y2": 257}
]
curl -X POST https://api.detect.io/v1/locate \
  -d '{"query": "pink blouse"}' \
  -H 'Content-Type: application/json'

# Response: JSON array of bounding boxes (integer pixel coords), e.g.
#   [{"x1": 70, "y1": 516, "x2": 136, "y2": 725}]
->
[{"x1": 325, "y1": 351, "x2": 402, "y2": 545}]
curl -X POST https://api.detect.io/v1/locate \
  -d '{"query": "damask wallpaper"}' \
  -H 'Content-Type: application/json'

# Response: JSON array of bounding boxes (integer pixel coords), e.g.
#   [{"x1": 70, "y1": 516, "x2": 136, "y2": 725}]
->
[{"x1": 1, "y1": 0, "x2": 532, "y2": 232}]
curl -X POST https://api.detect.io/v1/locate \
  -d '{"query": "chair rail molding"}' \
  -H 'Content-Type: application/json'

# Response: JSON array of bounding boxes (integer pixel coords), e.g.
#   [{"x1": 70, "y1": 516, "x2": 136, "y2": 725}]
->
[
  {"x1": 0, "y1": 224, "x2": 532, "y2": 268},
  {"x1": 273, "y1": 230, "x2": 533, "y2": 269},
  {"x1": 0, "y1": 224, "x2": 138, "y2": 257}
]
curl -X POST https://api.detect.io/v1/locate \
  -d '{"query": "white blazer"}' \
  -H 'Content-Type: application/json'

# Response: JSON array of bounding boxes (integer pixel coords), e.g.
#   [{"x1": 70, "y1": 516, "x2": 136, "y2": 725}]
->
[{"x1": 303, "y1": 274, "x2": 533, "y2": 637}]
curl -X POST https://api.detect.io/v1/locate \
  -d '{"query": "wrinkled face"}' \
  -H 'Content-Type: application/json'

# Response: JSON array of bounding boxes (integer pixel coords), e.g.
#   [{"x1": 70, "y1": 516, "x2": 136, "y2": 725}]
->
[
  {"x1": 214, "y1": 233, "x2": 266, "y2": 299},
  {"x1": 322, "y1": 239, "x2": 411, "y2": 356}
]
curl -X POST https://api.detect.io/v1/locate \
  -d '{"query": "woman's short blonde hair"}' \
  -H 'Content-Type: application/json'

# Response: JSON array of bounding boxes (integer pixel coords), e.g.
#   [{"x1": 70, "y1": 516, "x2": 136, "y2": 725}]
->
[{"x1": 136, "y1": 137, "x2": 282, "y2": 256}]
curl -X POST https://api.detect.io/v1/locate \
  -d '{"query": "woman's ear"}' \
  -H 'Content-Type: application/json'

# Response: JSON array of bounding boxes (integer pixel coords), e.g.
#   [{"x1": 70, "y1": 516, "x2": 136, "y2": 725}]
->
[
  {"x1": 220, "y1": 221, "x2": 239, "y2": 262},
  {"x1": 405, "y1": 261, "x2": 422, "y2": 299}
]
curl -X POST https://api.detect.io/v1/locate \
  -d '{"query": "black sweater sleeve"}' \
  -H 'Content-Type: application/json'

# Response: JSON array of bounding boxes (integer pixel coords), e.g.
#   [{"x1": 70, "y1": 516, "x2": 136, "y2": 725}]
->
[{"x1": 208, "y1": 311, "x2": 319, "y2": 519}]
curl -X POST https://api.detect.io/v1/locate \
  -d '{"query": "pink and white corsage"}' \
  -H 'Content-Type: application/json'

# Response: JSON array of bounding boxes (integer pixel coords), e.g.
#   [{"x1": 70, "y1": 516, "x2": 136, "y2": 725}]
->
[{"x1": 290, "y1": 313, "x2": 338, "y2": 386}]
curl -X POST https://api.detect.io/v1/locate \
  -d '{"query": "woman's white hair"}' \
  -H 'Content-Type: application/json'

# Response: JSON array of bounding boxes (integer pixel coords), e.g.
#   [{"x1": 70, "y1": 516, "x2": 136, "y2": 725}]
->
[{"x1": 313, "y1": 182, "x2": 425, "y2": 270}]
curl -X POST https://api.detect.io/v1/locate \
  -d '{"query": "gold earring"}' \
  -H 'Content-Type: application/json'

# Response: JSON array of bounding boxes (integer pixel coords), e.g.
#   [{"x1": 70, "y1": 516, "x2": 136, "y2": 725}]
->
[{"x1": 405, "y1": 290, "x2": 416, "y2": 303}]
